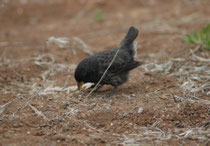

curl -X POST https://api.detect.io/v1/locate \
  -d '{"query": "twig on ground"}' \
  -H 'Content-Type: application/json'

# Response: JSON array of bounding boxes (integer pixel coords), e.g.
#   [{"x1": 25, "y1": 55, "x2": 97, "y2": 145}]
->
[
  {"x1": 191, "y1": 45, "x2": 201, "y2": 54},
  {"x1": 171, "y1": 94, "x2": 182, "y2": 103},
  {"x1": 171, "y1": 94, "x2": 210, "y2": 105},
  {"x1": 154, "y1": 84, "x2": 175, "y2": 93},
  {"x1": 190, "y1": 95, "x2": 210, "y2": 104},
  {"x1": 64, "y1": 111, "x2": 106, "y2": 134},
  {"x1": 151, "y1": 120, "x2": 161, "y2": 128},
  {"x1": 0, "y1": 98, "x2": 17, "y2": 116},
  {"x1": 190, "y1": 49, "x2": 210, "y2": 62},
  {"x1": 12, "y1": 94, "x2": 37, "y2": 116},
  {"x1": 28, "y1": 103, "x2": 50, "y2": 121},
  {"x1": 179, "y1": 127, "x2": 210, "y2": 141}
]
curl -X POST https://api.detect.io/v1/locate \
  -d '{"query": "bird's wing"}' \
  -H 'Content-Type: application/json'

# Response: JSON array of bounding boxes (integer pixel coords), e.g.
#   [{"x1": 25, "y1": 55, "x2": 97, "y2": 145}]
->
[{"x1": 96, "y1": 49, "x2": 139, "y2": 74}]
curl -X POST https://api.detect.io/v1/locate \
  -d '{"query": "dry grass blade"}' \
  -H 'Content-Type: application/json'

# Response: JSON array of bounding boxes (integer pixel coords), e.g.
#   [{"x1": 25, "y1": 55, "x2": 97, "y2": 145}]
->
[
  {"x1": 179, "y1": 127, "x2": 210, "y2": 140},
  {"x1": 190, "y1": 49, "x2": 210, "y2": 62},
  {"x1": 12, "y1": 94, "x2": 37, "y2": 116},
  {"x1": 0, "y1": 98, "x2": 17, "y2": 116},
  {"x1": 28, "y1": 103, "x2": 50, "y2": 121},
  {"x1": 71, "y1": 37, "x2": 93, "y2": 55},
  {"x1": 45, "y1": 36, "x2": 93, "y2": 55},
  {"x1": 34, "y1": 54, "x2": 55, "y2": 68}
]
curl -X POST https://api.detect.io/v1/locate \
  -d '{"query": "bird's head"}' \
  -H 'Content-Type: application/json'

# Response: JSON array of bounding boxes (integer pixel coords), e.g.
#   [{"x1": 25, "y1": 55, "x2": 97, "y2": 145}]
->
[{"x1": 74, "y1": 56, "x2": 99, "y2": 90}]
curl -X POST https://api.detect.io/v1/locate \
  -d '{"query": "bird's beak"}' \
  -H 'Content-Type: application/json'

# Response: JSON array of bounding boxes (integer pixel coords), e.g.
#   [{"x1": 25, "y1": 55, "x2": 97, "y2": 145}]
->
[{"x1": 77, "y1": 82, "x2": 84, "y2": 90}]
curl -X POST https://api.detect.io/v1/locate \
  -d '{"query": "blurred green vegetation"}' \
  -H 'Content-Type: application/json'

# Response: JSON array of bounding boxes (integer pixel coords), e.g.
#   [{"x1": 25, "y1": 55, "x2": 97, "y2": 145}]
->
[
  {"x1": 184, "y1": 23, "x2": 210, "y2": 50},
  {"x1": 94, "y1": 9, "x2": 104, "y2": 23}
]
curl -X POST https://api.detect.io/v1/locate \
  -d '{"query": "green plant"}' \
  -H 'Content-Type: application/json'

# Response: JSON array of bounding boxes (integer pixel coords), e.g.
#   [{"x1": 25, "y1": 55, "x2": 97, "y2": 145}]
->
[
  {"x1": 184, "y1": 23, "x2": 210, "y2": 50},
  {"x1": 94, "y1": 9, "x2": 104, "y2": 23}
]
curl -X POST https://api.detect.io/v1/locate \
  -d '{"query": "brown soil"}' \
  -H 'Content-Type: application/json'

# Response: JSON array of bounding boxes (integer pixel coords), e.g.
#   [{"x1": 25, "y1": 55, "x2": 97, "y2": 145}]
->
[{"x1": 0, "y1": 0, "x2": 209, "y2": 145}]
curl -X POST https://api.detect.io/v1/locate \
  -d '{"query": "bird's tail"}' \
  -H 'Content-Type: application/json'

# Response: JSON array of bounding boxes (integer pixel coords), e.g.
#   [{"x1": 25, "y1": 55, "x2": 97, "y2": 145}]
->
[
  {"x1": 119, "y1": 26, "x2": 139, "y2": 49},
  {"x1": 115, "y1": 61, "x2": 143, "y2": 74},
  {"x1": 125, "y1": 61, "x2": 143, "y2": 71}
]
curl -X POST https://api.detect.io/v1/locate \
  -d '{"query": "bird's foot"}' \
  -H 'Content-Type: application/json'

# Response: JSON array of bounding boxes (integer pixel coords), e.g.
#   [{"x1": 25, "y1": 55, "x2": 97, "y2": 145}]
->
[{"x1": 92, "y1": 84, "x2": 104, "y2": 93}]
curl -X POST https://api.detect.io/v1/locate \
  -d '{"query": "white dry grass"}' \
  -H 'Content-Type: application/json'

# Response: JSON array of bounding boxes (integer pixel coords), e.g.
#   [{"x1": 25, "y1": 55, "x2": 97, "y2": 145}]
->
[
  {"x1": 142, "y1": 47, "x2": 210, "y2": 99},
  {"x1": 45, "y1": 36, "x2": 93, "y2": 55}
]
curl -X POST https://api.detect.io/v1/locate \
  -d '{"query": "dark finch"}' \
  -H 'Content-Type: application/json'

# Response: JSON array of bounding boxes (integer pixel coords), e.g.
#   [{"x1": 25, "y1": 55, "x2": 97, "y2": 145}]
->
[{"x1": 74, "y1": 26, "x2": 143, "y2": 96}]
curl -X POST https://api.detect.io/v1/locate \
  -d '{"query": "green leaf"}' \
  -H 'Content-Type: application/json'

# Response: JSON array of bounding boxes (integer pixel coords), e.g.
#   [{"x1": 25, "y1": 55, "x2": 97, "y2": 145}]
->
[
  {"x1": 184, "y1": 23, "x2": 210, "y2": 50},
  {"x1": 205, "y1": 35, "x2": 210, "y2": 50},
  {"x1": 184, "y1": 38, "x2": 192, "y2": 44},
  {"x1": 201, "y1": 34, "x2": 207, "y2": 44},
  {"x1": 184, "y1": 34, "x2": 195, "y2": 44},
  {"x1": 190, "y1": 30, "x2": 199, "y2": 43},
  {"x1": 200, "y1": 32, "x2": 205, "y2": 42},
  {"x1": 201, "y1": 23, "x2": 210, "y2": 35},
  {"x1": 94, "y1": 9, "x2": 104, "y2": 23}
]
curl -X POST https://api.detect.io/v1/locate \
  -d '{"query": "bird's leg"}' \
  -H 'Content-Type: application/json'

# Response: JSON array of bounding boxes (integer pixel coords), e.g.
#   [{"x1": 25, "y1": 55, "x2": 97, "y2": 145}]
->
[
  {"x1": 93, "y1": 84, "x2": 104, "y2": 93},
  {"x1": 103, "y1": 86, "x2": 117, "y2": 98}
]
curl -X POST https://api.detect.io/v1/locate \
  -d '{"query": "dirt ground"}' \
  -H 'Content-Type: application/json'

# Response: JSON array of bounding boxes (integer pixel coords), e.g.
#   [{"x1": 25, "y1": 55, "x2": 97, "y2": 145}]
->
[{"x1": 0, "y1": 0, "x2": 209, "y2": 145}]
